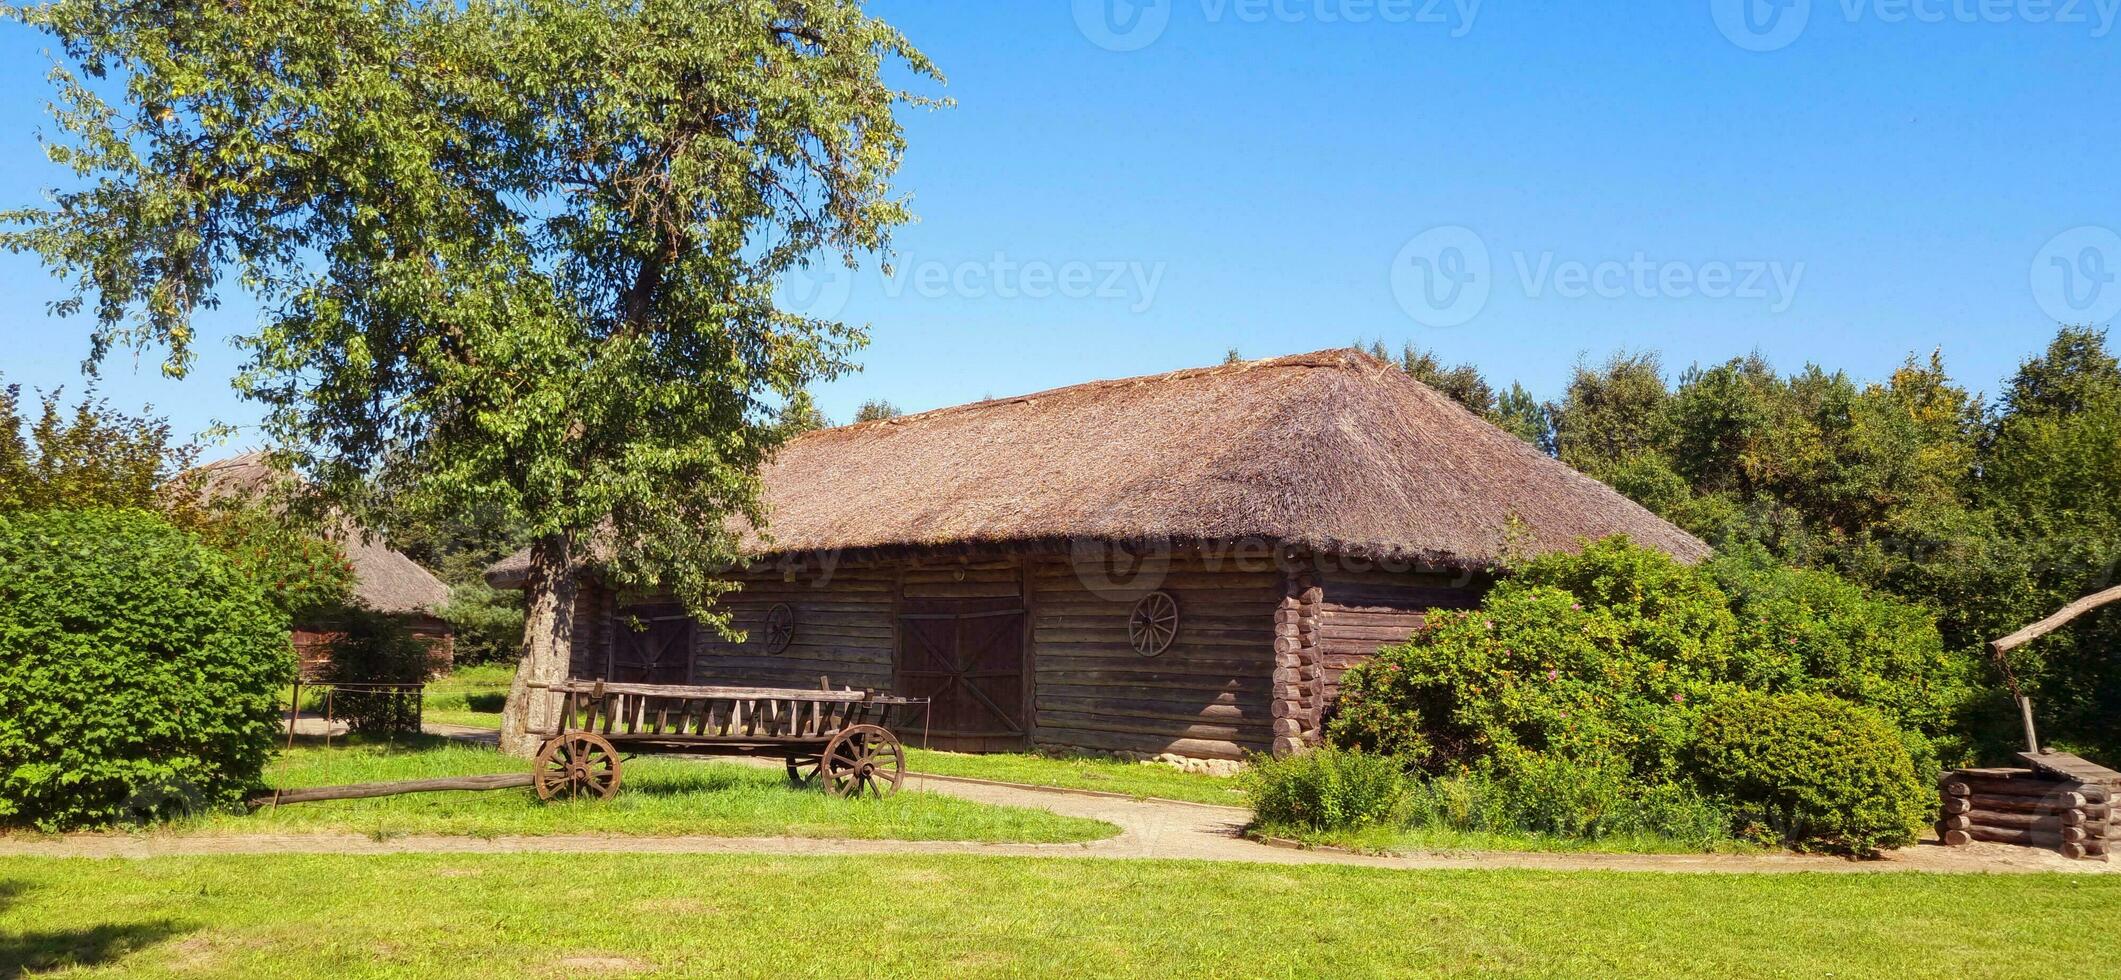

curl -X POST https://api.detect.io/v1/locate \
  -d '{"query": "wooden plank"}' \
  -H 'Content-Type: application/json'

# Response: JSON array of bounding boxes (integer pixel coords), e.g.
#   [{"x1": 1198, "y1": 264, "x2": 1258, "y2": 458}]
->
[
  {"x1": 2018, "y1": 751, "x2": 2121, "y2": 786},
  {"x1": 253, "y1": 772, "x2": 535, "y2": 806}
]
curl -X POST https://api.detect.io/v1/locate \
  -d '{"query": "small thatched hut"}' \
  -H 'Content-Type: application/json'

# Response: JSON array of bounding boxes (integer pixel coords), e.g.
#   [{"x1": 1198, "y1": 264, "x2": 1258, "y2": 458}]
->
[
  {"x1": 488, "y1": 349, "x2": 1706, "y2": 759},
  {"x1": 190, "y1": 453, "x2": 455, "y2": 676}
]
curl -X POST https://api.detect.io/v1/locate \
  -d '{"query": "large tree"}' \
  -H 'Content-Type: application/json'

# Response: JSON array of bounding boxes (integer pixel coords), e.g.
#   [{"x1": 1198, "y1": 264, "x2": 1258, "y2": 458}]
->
[{"x1": 6, "y1": 0, "x2": 940, "y2": 754}]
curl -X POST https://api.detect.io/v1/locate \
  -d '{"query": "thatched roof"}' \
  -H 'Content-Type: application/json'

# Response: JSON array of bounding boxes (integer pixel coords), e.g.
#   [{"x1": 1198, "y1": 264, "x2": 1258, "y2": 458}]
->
[
  {"x1": 489, "y1": 348, "x2": 1708, "y2": 584},
  {"x1": 186, "y1": 453, "x2": 453, "y2": 617}
]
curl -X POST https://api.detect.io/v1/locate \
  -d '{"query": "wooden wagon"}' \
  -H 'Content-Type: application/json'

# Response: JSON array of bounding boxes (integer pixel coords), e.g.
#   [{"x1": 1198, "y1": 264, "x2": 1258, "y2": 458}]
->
[{"x1": 528, "y1": 679, "x2": 930, "y2": 801}]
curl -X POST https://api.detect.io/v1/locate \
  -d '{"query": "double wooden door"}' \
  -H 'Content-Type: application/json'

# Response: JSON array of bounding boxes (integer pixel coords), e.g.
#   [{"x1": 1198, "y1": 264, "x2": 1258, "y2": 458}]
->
[
  {"x1": 897, "y1": 597, "x2": 1027, "y2": 745},
  {"x1": 610, "y1": 604, "x2": 694, "y2": 685}
]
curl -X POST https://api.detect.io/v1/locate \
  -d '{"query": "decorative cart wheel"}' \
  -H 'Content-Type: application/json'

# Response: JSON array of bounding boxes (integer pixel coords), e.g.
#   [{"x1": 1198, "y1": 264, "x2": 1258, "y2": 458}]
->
[
  {"x1": 785, "y1": 752, "x2": 823, "y2": 788},
  {"x1": 532, "y1": 732, "x2": 623, "y2": 802},
  {"x1": 1128, "y1": 590, "x2": 1179, "y2": 657},
  {"x1": 761, "y1": 602, "x2": 796, "y2": 654},
  {"x1": 819, "y1": 724, "x2": 905, "y2": 798}
]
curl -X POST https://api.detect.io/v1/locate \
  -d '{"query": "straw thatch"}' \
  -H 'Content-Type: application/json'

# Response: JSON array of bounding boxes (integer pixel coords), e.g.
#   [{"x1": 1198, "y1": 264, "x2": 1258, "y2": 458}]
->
[
  {"x1": 186, "y1": 453, "x2": 452, "y2": 616},
  {"x1": 489, "y1": 348, "x2": 1706, "y2": 583}
]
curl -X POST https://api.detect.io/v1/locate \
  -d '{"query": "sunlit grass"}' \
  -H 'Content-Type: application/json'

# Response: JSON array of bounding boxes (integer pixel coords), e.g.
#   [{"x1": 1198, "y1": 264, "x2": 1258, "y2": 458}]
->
[
  {"x1": 167, "y1": 738, "x2": 1115, "y2": 844},
  {"x1": 419, "y1": 664, "x2": 513, "y2": 730},
  {"x1": 1, "y1": 853, "x2": 2113, "y2": 977},
  {"x1": 906, "y1": 748, "x2": 1246, "y2": 806}
]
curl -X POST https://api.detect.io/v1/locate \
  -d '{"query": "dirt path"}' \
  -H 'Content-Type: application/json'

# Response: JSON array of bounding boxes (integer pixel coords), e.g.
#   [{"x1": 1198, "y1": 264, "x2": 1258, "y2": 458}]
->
[{"x1": 1, "y1": 771, "x2": 2107, "y2": 874}]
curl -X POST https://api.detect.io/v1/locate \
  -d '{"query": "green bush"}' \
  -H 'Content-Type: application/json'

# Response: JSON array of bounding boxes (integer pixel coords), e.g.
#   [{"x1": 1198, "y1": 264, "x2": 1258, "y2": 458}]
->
[
  {"x1": 440, "y1": 579, "x2": 525, "y2": 666},
  {"x1": 1705, "y1": 545, "x2": 1973, "y2": 770},
  {"x1": 1329, "y1": 538, "x2": 1728, "y2": 782},
  {"x1": 1331, "y1": 540, "x2": 1968, "y2": 764},
  {"x1": 0, "y1": 508, "x2": 293, "y2": 829},
  {"x1": 1244, "y1": 747, "x2": 1409, "y2": 832},
  {"x1": 1404, "y1": 752, "x2": 1734, "y2": 849},
  {"x1": 322, "y1": 606, "x2": 431, "y2": 736},
  {"x1": 1690, "y1": 692, "x2": 1930, "y2": 856}
]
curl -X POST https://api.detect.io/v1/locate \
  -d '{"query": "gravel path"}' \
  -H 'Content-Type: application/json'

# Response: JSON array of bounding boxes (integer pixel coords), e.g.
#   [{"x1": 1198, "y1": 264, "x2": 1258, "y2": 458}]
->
[{"x1": 1, "y1": 771, "x2": 2108, "y2": 874}]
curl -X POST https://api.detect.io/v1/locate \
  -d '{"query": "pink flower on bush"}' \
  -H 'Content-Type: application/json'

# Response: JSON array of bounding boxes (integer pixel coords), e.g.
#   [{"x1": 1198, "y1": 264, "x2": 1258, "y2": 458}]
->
[
  {"x1": 1546, "y1": 669, "x2": 1559, "y2": 681},
  {"x1": 1672, "y1": 692, "x2": 1686, "y2": 704}
]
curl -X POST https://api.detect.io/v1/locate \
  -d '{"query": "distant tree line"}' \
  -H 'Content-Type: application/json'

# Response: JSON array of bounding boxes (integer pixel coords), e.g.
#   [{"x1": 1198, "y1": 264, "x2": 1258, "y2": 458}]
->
[{"x1": 1359, "y1": 328, "x2": 2121, "y2": 759}]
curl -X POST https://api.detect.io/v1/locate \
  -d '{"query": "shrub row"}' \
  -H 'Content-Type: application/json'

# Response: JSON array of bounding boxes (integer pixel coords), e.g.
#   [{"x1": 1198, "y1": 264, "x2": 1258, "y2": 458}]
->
[{"x1": 1312, "y1": 537, "x2": 1958, "y2": 856}]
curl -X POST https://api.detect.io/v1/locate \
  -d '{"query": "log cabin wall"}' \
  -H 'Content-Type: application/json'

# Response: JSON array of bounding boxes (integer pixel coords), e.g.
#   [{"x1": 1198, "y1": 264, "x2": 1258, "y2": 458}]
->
[
  {"x1": 1315, "y1": 566, "x2": 1489, "y2": 708},
  {"x1": 566, "y1": 580, "x2": 616, "y2": 681},
  {"x1": 686, "y1": 565, "x2": 899, "y2": 692},
  {"x1": 1026, "y1": 553, "x2": 1281, "y2": 762},
  {"x1": 573, "y1": 549, "x2": 1304, "y2": 761}
]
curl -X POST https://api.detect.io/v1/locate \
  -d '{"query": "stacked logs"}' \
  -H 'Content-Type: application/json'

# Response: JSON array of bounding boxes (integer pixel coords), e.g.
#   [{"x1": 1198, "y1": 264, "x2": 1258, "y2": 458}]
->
[{"x1": 1938, "y1": 768, "x2": 2111, "y2": 861}]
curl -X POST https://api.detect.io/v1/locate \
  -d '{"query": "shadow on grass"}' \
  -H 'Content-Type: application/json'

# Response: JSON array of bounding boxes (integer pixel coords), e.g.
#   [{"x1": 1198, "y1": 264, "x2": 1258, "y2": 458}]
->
[
  {"x1": 281, "y1": 732, "x2": 459, "y2": 753},
  {"x1": 462, "y1": 693, "x2": 507, "y2": 712},
  {"x1": 0, "y1": 882, "x2": 192, "y2": 978}
]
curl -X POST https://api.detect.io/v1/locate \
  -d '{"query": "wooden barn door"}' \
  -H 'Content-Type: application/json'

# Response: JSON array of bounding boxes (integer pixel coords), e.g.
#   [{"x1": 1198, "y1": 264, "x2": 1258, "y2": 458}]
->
[
  {"x1": 897, "y1": 597, "x2": 1027, "y2": 750},
  {"x1": 609, "y1": 604, "x2": 694, "y2": 685}
]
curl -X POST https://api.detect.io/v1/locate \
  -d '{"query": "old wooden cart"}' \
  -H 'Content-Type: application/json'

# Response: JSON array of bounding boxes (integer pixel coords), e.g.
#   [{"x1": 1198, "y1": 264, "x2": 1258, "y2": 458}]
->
[
  {"x1": 259, "y1": 678, "x2": 928, "y2": 808},
  {"x1": 529, "y1": 679, "x2": 930, "y2": 801}
]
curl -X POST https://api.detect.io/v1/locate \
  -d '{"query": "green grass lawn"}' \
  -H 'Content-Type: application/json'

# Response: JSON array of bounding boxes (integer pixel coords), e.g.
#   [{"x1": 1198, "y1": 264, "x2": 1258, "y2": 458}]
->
[
  {"x1": 420, "y1": 664, "x2": 513, "y2": 730},
  {"x1": 0, "y1": 854, "x2": 2112, "y2": 978},
  {"x1": 169, "y1": 738, "x2": 1114, "y2": 844},
  {"x1": 905, "y1": 748, "x2": 1246, "y2": 806}
]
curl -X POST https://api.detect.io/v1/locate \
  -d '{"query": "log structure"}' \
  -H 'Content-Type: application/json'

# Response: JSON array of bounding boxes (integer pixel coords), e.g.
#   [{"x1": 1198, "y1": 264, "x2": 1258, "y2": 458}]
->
[
  {"x1": 1938, "y1": 763, "x2": 2118, "y2": 861},
  {"x1": 487, "y1": 349, "x2": 1707, "y2": 760}
]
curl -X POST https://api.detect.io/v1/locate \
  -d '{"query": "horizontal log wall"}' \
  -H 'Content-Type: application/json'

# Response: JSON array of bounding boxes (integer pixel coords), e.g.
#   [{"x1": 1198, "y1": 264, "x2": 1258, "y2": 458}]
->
[
  {"x1": 686, "y1": 567, "x2": 899, "y2": 692},
  {"x1": 1316, "y1": 567, "x2": 1486, "y2": 707},
  {"x1": 1027, "y1": 555, "x2": 1280, "y2": 761}
]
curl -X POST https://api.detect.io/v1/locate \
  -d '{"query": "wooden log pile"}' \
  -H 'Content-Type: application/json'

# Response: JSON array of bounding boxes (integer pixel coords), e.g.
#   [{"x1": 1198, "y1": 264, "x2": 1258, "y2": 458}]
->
[{"x1": 1938, "y1": 767, "x2": 2113, "y2": 861}]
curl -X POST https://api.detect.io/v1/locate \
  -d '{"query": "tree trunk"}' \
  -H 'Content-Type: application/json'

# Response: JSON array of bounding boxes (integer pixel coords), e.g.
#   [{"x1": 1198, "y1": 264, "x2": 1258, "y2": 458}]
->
[{"x1": 500, "y1": 536, "x2": 579, "y2": 758}]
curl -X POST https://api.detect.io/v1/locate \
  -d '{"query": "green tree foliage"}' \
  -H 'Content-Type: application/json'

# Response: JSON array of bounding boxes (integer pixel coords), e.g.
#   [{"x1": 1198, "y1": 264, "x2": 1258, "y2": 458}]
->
[
  {"x1": 6, "y1": 0, "x2": 942, "y2": 755},
  {"x1": 180, "y1": 503, "x2": 356, "y2": 623},
  {"x1": 0, "y1": 380, "x2": 193, "y2": 512},
  {"x1": 852, "y1": 399, "x2": 904, "y2": 423},
  {"x1": 0, "y1": 509, "x2": 292, "y2": 829},
  {"x1": 322, "y1": 606, "x2": 433, "y2": 735},
  {"x1": 1511, "y1": 328, "x2": 2119, "y2": 761}
]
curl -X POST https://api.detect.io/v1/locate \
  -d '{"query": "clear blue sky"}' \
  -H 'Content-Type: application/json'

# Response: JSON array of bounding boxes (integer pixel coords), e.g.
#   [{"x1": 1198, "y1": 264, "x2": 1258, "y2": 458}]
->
[{"x1": 2, "y1": 2, "x2": 2116, "y2": 441}]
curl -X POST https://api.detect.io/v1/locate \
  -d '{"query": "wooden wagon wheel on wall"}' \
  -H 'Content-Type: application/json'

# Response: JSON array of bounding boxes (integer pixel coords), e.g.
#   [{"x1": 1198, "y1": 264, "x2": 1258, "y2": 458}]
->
[
  {"x1": 761, "y1": 602, "x2": 797, "y2": 654},
  {"x1": 820, "y1": 723, "x2": 905, "y2": 797},
  {"x1": 1128, "y1": 591, "x2": 1179, "y2": 657},
  {"x1": 532, "y1": 732, "x2": 623, "y2": 802}
]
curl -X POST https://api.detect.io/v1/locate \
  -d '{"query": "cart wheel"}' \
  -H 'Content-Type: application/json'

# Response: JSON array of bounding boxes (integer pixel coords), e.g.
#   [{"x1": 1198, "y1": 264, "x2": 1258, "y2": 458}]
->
[
  {"x1": 533, "y1": 732, "x2": 623, "y2": 802},
  {"x1": 820, "y1": 724, "x2": 905, "y2": 798},
  {"x1": 785, "y1": 753, "x2": 823, "y2": 788}
]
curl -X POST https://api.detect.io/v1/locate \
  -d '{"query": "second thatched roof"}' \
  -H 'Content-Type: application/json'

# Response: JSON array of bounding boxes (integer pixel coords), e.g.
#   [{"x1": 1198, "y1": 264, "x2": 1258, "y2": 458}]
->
[
  {"x1": 489, "y1": 348, "x2": 1707, "y2": 583},
  {"x1": 187, "y1": 452, "x2": 453, "y2": 617}
]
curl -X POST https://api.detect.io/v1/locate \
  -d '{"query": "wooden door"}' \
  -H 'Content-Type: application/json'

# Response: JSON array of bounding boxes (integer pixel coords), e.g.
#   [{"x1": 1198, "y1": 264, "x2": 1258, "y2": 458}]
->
[
  {"x1": 610, "y1": 604, "x2": 693, "y2": 685},
  {"x1": 897, "y1": 597, "x2": 1026, "y2": 744}
]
